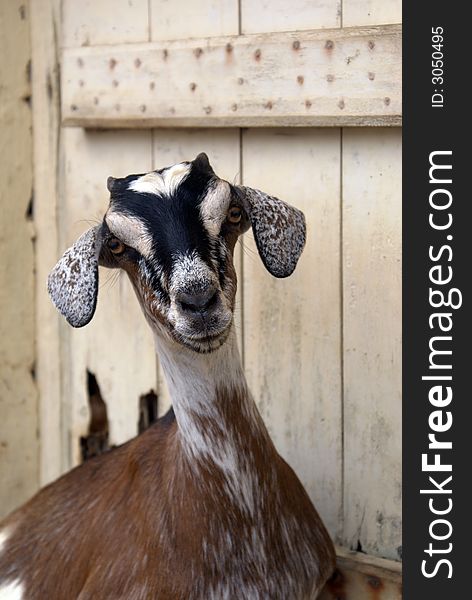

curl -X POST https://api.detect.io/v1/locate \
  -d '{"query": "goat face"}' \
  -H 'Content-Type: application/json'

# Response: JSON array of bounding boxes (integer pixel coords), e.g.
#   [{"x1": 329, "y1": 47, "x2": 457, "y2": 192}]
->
[
  {"x1": 101, "y1": 153, "x2": 243, "y2": 353},
  {"x1": 48, "y1": 153, "x2": 307, "y2": 353}
]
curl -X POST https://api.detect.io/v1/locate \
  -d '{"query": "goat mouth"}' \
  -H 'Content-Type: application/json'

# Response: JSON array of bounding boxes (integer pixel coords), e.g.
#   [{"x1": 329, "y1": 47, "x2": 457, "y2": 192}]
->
[{"x1": 174, "y1": 324, "x2": 232, "y2": 354}]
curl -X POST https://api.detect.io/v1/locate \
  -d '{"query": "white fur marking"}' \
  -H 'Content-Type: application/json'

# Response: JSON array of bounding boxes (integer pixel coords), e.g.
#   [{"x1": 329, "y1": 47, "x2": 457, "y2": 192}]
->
[
  {"x1": 0, "y1": 579, "x2": 24, "y2": 600},
  {"x1": 0, "y1": 529, "x2": 9, "y2": 556},
  {"x1": 128, "y1": 163, "x2": 191, "y2": 196},
  {"x1": 199, "y1": 180, "x2": 231, "y2": 237},
  {"x1": 106, "y1": 211, "x2": 153, "y2": 257}
]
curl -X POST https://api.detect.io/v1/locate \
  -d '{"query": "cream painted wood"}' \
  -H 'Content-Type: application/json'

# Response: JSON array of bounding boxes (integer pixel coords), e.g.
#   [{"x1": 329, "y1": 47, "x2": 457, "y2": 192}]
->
[
  {"x1": 342, "y1": 128, "x2": 402, "y2": 559},
  {"x1": 61, "y1": 129, "x2": 157, "y2": 465},
  {"x1": 150, "y1": 0, "x2": 238, "y2": 41},
  {"x1": 343, "y1": 0, "x2": 402, "y2": 27},
  {"x1": 62, "y1": 0, "x2": 150, "y2": 47},
  {"x1": 151, "y1": 129, "x2": 241, "y2": 414},
  {"x1": 61, "y1": 26, "x2": 402, "y2": 129},
  {"x1": 0, "y1": 0, "x2": 39, "y2": 517},
  {"x1": 30, "y1": 0, "x2": 65, "y2": 487},
  {"x1": 241, "y1": 0, "x2": 340, "y2": 34},
  {"x1": 242, "y1": 129, "x2": 343, "y2": 538}
]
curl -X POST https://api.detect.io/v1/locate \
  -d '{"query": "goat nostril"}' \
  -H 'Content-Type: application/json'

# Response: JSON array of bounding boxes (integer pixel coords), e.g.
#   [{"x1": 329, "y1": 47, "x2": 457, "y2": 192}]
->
[{"x1": 177, "y1": 289, "x2": 218, "y2": 314}]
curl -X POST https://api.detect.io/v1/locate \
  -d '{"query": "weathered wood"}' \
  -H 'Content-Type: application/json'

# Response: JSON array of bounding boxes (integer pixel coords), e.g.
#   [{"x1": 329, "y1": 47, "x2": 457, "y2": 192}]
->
[
  {"x1": 341, "y1": 128, "x2": 402, "y2": 559},
  {"x1": 150, "y1": 0, "x2": 238, "y2": 40},
  {"x1": 0, "y1": 0, "x2": 39, "y2": 517},
  {"x1": 61, "y1": 25, "x2": 401, "y2": 129},
  {"x1": 242, "y1": 128, "x2": 343, "y2": 538},
  {"x1": 343, "y1": 0, "x2": 402, "y2": 27},
  {"x1": 241, "y1": 0, "x2": 339, "y2": 34},
  {"x1": 320, "y1": 546, "x2": 402, "y2": 600},
  {"x1": 30, "y1": 0, "x2": 64, "y2": 487},
  {"x1": 62, "y1": 0, "x2": 150, "y2": 47}
]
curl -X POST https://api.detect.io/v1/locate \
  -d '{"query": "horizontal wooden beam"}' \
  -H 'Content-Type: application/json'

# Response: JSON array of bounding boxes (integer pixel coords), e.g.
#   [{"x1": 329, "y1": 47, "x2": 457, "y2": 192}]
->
[
  {"x1": 62, "y1": 25, "x2": 401, "y2": 128},
  {"x1": 320, "y1": 546, "x2": 402, "y2": 600}
]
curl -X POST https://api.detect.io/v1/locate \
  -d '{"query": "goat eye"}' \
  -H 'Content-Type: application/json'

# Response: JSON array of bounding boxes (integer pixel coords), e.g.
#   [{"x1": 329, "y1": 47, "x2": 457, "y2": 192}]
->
[
  {"x1": 227, "y1": 206, "x2": 242, "y2": 224},
  {"x1": 107, "y1": 237, "x2": 125, "y2": 255}
]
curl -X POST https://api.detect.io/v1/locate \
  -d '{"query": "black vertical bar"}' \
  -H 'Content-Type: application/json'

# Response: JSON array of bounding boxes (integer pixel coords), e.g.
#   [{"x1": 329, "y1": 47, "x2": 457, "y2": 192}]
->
[{"x1": 404, "y1": 4, "x2": 469, "y2": 598}]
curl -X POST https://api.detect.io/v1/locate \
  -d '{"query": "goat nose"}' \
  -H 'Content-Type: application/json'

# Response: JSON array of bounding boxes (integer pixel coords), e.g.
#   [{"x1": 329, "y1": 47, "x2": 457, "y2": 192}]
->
[{"x1": 176, "y1": 286, "x2": 218, "y2": 314}]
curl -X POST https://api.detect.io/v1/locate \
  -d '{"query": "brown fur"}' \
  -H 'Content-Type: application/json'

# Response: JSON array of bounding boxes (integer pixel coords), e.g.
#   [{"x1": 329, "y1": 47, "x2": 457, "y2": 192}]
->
[
  {"x1": 1, "y1": 164, "x2": 335, "y2": 598},
  {"x1": 0, "y1": 385, "x2": 335, "y2": 599}
]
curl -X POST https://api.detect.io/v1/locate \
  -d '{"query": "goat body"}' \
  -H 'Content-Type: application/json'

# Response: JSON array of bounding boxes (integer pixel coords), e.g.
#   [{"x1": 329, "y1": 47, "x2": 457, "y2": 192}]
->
[{"x1": 0, "y1": 154, "x2": 335, "y2": 599}]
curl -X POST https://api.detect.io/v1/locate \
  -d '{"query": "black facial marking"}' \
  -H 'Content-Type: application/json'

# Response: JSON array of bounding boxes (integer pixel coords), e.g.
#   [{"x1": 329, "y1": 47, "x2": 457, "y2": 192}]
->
[{"x1": 107, "y1": 160, "x2": 219, "y2": 280}]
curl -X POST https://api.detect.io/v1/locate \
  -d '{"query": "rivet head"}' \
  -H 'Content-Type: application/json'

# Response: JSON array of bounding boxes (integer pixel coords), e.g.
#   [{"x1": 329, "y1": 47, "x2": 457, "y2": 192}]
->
[
  {"x1": 292, "y1": 40, "x2": 300, "y2": 50},
  {"x1": 325, "y1": 40, "x2": 334, "y2": 50}
]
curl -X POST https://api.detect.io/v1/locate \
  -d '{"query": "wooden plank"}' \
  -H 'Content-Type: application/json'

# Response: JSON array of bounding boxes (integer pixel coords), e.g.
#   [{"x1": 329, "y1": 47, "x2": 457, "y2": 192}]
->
[
  {"x1": 341, "y1": 128, "x2": 402, "y2": 560},
  {"x1": 150, "y1": 0, "x2": 238, "y2": 41},
  {"x1": 320, "y1": 546, "x2": 402, "y2": 600},
  {"x1": 61, "y1": 25, "x2": 402, "y2": 129},
  {"x1": 343, "y1": 0, "x2": 402, "y2": 27},
  {"x1": 241, "y1": 0, "x2": 340, "y2": 34},
  {"x1": 30, "y1": 0, "x2": 65, "y2": 487},
  {"x1": 62, "y1": 0, "x2": 150, "y2": 48},
  {"x1": 151, "y1": 129, "x2": 241, "y2": 414},
  {"x1": 242, "y1": 128, "x2": 342, "y2": 538},
  {"x1": 0, "y1": 0, "x2": 39, "y2": 517},
  {"x1": 61, "y1": 129, "x2": 158, "y2": 465}
]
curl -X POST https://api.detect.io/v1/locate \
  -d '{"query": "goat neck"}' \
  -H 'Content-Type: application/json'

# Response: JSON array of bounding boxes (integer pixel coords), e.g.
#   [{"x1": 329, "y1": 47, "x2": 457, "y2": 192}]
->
[{"x1": 154, "y1": 326, "x2": 271, "y2": 462}]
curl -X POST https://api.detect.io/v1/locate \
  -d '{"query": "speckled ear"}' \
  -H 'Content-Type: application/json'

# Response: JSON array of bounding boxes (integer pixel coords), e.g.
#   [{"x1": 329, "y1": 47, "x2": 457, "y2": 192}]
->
[
  {"x1": 47, "y1": 226, "x2": 101, "y2": 328},
  {"x1": 237, "y1": 186, "x2": 306, "y2": 278}
]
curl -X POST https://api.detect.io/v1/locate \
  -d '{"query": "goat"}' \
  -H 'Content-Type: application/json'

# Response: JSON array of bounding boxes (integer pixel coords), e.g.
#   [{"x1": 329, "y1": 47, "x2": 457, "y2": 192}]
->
[{"x1": 0, "y1": 153, "x2": 335, "y2": 599}]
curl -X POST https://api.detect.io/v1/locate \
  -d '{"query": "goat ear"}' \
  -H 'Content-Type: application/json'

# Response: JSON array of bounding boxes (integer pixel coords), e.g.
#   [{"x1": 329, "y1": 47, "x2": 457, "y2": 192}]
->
[
  {"x1": 47, "y1": 226, "x2": 101, "y2": 327},
  {"x1": 237, "y1": 186, "x2": 306, "y2": 278}
]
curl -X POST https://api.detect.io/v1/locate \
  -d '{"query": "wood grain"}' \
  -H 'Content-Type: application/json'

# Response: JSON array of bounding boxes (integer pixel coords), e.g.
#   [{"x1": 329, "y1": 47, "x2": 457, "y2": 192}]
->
[
  {"x1": 241, "y1": 128, "x2": 343, "y2": 538},
  {"x1": 150, "y1": 0, "x2": 238, "y2": 40},
  {"x1": 0, "y1": 0, "x2": 39, "y2": 517},
  {"x1": 30, "y1": 0, "x2": 64, "y2": 487},
  {"x1": 241, "y1": 0, "x2": 340, "y2": 34},
  {"x1": 341, "y1": 128, "x2": 402, "y2": 559},
  {"x1": 61, "y1": 25, "x2": 401, "y2": 128}
]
